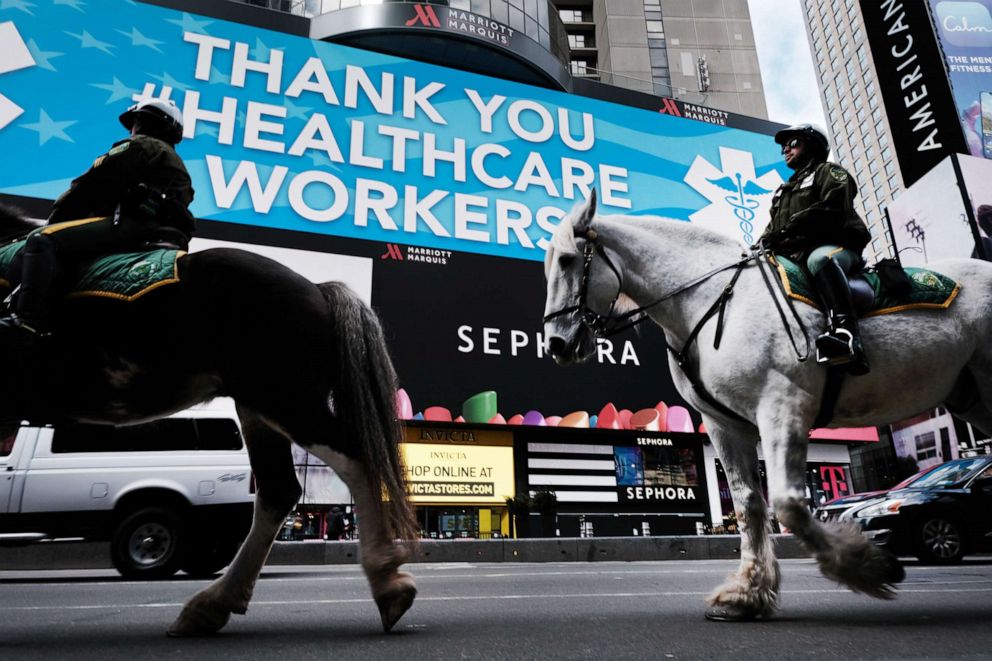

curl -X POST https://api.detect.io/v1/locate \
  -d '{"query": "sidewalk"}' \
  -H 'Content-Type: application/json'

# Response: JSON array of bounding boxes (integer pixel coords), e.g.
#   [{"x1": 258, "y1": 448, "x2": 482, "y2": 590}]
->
[{"x1": 0, "y1": 535, "x2": 807, "y2": 570}]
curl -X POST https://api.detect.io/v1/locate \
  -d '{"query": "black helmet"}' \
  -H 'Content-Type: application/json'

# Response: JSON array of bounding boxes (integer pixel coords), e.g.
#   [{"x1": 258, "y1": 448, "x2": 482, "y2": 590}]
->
[
  {"x1": 774, "y1": 123, "x2": 829, "y2": 155},
  {"x1": 119, "y1": 98, "x2": 184, "y2": 144}
]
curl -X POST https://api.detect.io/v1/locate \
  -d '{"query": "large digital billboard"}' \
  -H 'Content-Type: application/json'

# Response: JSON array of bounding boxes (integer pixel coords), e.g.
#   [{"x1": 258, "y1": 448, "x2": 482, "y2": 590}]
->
[
  {"x1": 0, "y1": 1, "x2": 790, "y2": 425},
  {"x1": 859, "y1": 0, "x2": 969, "y2": 186},
  {"x1": 888, "y1": 153, "x2": 991, "y2": 265},
  {"x1": 929, "y1": 0, "x2": 992, "y2": 161}
]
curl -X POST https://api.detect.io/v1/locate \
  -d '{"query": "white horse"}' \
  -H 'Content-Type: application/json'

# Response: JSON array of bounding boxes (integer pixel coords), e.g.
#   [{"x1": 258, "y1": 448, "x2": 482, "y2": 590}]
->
[{"x1": 542, "y1": 190, "x2": 992, "y2": 621}]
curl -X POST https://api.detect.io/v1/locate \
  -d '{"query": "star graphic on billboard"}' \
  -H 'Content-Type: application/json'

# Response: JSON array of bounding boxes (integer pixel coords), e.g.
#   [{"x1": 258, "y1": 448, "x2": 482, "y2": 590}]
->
[
  {"x1": 0, "y1": 0, "x2": 35, "y2": 16},
  {"x1": 684, "y1": 147, "x2": 783, "y2": 246},
  {"x1": 165, "y1": 12, "x2": 213, "y2": 35},
  {"x1": 91, "y1": 77, "x2": 137, "y2": 104},
  {"x1": 21, "y1": 108, "x2": 77, "y2": 145},
  {"x1": 25, "y1": 39, "x2": 63, "y2": 71},
  {"x1": 53, "y1": 0, "x2": 85, "y2": 12},
  {"x1": 116, "y1": 27, "x2": 165, "y2": 52},
  {"x1": 65, "y1": 29, "x2": 116, "y2": 55}
]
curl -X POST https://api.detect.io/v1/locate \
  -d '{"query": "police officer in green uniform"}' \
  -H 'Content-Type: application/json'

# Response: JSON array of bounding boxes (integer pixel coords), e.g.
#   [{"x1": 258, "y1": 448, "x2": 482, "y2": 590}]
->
[
  {"x1": 0, "y1": 98, "x2": 195, "y2": 335},
  {"x1": 760, "y1": 123, "x2": 871, "y2": 375}
]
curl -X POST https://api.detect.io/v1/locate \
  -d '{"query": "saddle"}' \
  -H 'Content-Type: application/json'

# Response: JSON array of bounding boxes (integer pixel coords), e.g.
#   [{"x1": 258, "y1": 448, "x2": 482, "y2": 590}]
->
[
  {"x1": 772, "y1": 256, "x2": 960, "y2": 318},
  {"x1": 0, "y1": 240, "x2": 184, "y2": 303}
]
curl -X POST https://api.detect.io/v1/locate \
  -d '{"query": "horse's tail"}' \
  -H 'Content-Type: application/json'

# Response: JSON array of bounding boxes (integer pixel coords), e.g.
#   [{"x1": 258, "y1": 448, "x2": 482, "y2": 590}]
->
[{"x1": 318, "y1": 281, "x2": 418, "y2": 542}]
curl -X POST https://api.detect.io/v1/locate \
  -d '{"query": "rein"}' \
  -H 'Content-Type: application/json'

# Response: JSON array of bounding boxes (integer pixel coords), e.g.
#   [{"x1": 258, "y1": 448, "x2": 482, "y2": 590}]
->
[
  {"x1": 542, "y1": 231, "x2": 754, "y2": 338},
  {"x1": 544, "y1": 230, "x2": 814, "y2": 422}
]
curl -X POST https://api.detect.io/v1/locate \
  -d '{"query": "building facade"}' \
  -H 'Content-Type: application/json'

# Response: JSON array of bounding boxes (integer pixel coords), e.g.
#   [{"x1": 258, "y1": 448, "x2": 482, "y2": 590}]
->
[
  {"x1": 800, "y1": 0, "x2": 904, "y2": 263},
  {"x1": 558, "y1": 0, "x2": 768, "y2": 117}
]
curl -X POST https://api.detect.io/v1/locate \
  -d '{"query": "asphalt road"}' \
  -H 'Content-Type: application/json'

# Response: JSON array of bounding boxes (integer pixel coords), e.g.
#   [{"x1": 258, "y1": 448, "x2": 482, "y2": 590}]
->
[{"x1": 2, "y1": 559, "x2": 991, "y2": 660}]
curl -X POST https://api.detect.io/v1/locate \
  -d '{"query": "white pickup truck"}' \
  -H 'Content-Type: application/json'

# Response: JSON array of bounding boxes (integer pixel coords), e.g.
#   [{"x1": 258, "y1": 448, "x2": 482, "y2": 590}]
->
[{"x1": 0, "y1": 401, "x2": 254, "y2": 579}]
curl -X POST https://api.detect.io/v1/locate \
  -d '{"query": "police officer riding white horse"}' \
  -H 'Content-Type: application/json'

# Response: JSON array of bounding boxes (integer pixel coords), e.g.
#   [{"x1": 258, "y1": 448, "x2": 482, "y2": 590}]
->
[
  {"x1": 761, "y1": 123, "x2": 871, "y2": 375},
  {"x1": 0, "y1": 98, "x2": 195, "y2": 335}
]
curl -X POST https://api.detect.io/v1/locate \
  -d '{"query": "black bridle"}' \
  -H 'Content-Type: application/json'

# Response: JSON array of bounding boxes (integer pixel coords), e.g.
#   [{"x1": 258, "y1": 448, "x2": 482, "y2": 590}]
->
[
  {"x1": 543, "y1": 230, "x2": 755, "y2": 341},
  {"x1": 542, "y1": 231, "x2": 816, "y2": 423}
]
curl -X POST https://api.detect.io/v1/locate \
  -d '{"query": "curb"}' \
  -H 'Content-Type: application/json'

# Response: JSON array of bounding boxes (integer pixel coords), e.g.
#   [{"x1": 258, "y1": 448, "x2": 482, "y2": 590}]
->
[{"x1": 0, "y1": 535, "x2": 807, "y2": 571}]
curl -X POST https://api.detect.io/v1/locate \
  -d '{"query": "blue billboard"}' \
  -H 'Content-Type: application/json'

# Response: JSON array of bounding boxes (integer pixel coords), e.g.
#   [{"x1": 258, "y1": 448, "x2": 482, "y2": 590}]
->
[
  {"x1": 930, "y1": 0, "x2": 992, "y2": 160},
  {"x1": 0, "y1": 1, "x2": 788, "y2": 262}
]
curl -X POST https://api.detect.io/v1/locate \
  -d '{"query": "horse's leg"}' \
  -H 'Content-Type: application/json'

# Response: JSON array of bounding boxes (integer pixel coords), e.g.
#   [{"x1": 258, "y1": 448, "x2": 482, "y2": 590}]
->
[
  {"x1": 703, "y1": 417, "x2": 780, "y2": 621},
  {"x1": 947, "y1": 365, "x2": 992, "y2": 437},
  {"x1": 761, "y1": 414, "x2": 904, "y2": 600},
  {"x1": 304, "y1": 442, "x2": 417, "y2": 632},
  {"x1": 168, "y1": 406, "x2": 301, "y2": 636}
]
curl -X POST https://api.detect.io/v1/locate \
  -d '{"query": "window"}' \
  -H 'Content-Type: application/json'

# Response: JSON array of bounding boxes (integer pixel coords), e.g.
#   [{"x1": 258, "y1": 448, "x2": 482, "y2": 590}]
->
[
  {"x1": 559, "y1": 8, "x2": 588, "y2": 22},
  {"x1": 568, "y1": 34, "x2": 589, "y2": 48},
  {"x1": 51, "y1": 418, "x2": 244, "y2": 453},
  {"x1": 570, "y1": 60, "x2": 590, "y2": 75},
  {"x1": 0, "y1": 424, "x2": 18, "y2": 457},
  {"x1": 916, "y1": 431, "x2": 937, "y2": 461},
  {"x1": 885, "y1": 161, "x2": 896, "y2": 176}
]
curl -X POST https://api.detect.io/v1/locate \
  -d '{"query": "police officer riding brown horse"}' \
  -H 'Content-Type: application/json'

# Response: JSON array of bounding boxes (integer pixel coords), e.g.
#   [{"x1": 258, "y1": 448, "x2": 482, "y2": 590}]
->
[
  {"x1": 0, "y1": 101, "x2": 420, "y2": 635},
  {"x1": 0, "y1": 98, "x2": 195, "y2": 335}
]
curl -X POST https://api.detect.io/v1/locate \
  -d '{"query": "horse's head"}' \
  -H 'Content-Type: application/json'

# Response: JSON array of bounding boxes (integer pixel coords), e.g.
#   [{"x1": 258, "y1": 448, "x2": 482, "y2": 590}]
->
[{"x1": 543, "y1": 189, "x2": 622, "y2": 365}]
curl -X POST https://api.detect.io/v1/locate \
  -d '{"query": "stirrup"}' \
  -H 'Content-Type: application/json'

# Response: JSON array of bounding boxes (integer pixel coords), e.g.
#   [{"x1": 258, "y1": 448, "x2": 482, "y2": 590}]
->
[
  {"x1": 815, "y1": 328, "x2": 854, "y2": 365},
  {"x1": 0, "y1": 313, "x2": 52, "y2": 338}
]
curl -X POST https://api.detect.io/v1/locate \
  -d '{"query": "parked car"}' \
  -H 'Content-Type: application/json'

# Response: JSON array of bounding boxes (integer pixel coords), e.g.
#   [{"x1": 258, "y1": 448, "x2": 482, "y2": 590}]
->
[
  {"x1": 814, "y1": 465, "x2": 939, "y2": 523},
  {"x1": 0, "y1": 399, "x2": 254, "y2": 579},
  {"x1": 840, "y1": 456, "x2": 992, "y2": 564}
]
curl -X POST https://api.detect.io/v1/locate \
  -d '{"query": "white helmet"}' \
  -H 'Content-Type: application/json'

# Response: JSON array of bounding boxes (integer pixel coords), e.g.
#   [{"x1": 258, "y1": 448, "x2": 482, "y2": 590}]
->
[
  {"x1": 774, "y1": 123, "x2": 830, "y2": 156},
  {"x1": 119, "y1": 98, "x2": 184, "y2": 144}
]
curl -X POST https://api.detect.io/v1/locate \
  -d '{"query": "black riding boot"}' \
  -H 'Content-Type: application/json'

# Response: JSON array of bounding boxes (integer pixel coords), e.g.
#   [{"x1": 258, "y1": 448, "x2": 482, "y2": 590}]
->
[
  {"x1": 813, "y1": 260, "x2": 870, "y2": 376},
  {"x1": 2, "y1": 234, "x2": 61, "y2": 336}
]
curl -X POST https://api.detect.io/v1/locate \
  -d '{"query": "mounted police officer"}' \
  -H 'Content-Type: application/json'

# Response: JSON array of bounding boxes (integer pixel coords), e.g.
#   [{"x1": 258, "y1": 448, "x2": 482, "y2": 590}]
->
[
  {"x1": 760, "y1": 123, "x2": 871, "y2": 375},
  {"x1": 0, "y1": 98, "x2": 195, "y2": 335}
]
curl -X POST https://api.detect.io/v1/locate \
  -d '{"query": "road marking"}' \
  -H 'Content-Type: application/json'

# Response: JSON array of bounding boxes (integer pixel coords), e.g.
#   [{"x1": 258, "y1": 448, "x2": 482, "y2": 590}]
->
[{"x1": 4, "y1": 587, "x2": 992, "y2": 612}]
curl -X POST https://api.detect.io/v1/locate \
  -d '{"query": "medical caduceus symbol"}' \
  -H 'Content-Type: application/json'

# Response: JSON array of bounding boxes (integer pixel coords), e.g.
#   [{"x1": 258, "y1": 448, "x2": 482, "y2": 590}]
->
[{"x1": 706, "y1": 173, "x2": 772, "y2": 245}]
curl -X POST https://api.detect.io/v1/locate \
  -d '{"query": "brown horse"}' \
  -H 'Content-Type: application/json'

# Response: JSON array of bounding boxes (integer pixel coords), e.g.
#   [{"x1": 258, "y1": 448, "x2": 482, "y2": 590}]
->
[{"x1": 0, "y1": 206, "x2": 418, "y2": 636}]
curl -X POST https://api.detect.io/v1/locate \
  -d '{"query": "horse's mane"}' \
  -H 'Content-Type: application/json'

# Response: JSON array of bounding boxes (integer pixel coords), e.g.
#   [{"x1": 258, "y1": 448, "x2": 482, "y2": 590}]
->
[
  {"x1": 550, "y1": 216, "x2": 580, "y2": 255},
  {"x1": 549, "y1": 209, "x2": 741, "y2": 318}
]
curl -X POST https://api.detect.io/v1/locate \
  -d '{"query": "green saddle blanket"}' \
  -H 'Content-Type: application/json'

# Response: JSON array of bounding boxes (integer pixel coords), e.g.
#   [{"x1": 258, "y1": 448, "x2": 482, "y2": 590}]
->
[
  {"x1": 0, "y1": 238, "x2": 182, "y2": 301},
  {"x1": 774, "y1": 256, "x2": 960, "y2": 317}
]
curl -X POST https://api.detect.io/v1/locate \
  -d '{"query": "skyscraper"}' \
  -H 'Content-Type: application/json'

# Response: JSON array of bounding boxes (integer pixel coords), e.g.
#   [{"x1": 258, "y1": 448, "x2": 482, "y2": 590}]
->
[
  {"x1": 800, "y1": 0, "x2": 904, "y2": 262},
  {"x1": 559, "y1": 0, "x2": 768, "y2": 117}
]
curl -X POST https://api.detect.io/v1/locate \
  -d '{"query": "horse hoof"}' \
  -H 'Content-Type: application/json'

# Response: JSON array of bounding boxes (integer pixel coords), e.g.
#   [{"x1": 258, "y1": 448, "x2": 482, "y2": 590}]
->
[
  {"x1": 167, "y1": 604, "x2": 232, "y2": 637},
  {"x1": 374, "y1": 579, "x2": 417, "y2": 633},
  {"x1": 704, "y1": 604, "x2": 760, "y2": 622}
]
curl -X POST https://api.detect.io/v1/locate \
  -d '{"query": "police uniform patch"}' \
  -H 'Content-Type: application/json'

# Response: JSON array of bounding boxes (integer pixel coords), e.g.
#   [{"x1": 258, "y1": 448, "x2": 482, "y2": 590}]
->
[
  {"x1": 828, "y1": 165, "x2": 848, "y2": 183},
  {"x1": 108, "y1": 142, "x2": 130, "y2": 156}
]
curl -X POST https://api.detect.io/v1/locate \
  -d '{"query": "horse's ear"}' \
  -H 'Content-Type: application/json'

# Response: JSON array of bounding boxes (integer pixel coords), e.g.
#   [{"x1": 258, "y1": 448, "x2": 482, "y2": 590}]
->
[{"x1": 573, "y1": 188, "x2": 597, "y2": 235}]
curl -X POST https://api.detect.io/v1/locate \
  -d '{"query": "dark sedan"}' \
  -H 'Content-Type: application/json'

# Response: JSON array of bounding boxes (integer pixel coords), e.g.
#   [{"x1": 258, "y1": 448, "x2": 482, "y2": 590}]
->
[
  {"x1": 842, "y1": 456, "x2": 992, "y2": 564},
  {"x1": 814, "y1": 465, "x2": 939, "y2": 523}
]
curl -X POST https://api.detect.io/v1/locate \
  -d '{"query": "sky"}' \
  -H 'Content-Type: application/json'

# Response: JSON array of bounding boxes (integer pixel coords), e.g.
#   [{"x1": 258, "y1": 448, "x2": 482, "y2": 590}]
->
[{"x1": 747, "y1": 0, "x2": 828, "y2": 129}]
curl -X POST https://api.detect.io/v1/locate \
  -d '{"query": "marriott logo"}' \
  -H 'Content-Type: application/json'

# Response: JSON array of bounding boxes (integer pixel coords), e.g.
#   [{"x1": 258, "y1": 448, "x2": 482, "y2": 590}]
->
[
  {"x1": 657, "y1": 98, "x2": 681, "y2": 117},
  {"x1": 406, "y1": 4, "x2": 441, "y2": 27}
]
